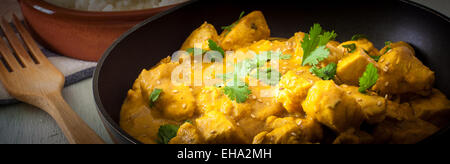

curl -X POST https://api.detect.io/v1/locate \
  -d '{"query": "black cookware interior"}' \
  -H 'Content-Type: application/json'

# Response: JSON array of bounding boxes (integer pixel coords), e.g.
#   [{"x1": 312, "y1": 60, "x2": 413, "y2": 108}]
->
[{"x1": 94, "y1": 0, "x2": 450, "y2": 143}]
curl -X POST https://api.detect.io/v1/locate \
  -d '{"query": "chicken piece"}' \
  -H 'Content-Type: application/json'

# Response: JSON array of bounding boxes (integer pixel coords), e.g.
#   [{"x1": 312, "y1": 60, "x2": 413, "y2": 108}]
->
[
  {"x1": 195, "y1": 110, "x2": 248, "y2": 144},
  {"x1": 373, "y1": 119, "x2": 439, "y2": 144},
  {"x1": 338, "y1": 38, "x2": 380, "y2": 57},
  {"x1": 276, "y1": 67, "x2": 321, "y2": 114},
  {"x1": 410, "y1": 89, "x2": 450, "y2": 127},
  {"x1": 320, "y1": 42, "x2": 345, "y2": 67},
  {"x1": 252, "y1": 116, "x2": 322, "y2": 144},
  {"x1": 180, "y1": 22, "x2": 220, "y2": 50},
  {"x1": 373, "y1": 41, "x2": 435, "y2": 96},
  {"x1": 252, "y1": 131, "x2": 269, "y2": 144},
  {"x1": 169, "y1": 122, "x2": 204, "y2": 144},
  {"x1": 302, "y1": 80, "x2": 364, "y2": 132},
  {"x1": 385, "y1": 101, "x2": 415, "y2": 121},
  {"x1": 290, "y1": 32, "x2": 306, "y2": 60},
  {"x1": 336, "y1": 49, "x2": 377, "y2": 85},
  {"x1": 138, "y1": 62, "x2": 195, "y2": 121},
  {"x1": 333, "y1": 128, "x2": 374, "y2": 144},
  {"x1": 196, "y1": 87, "x2": 252, "y2": 120},
  {"x1": 340, "y1": 85, "x2": 387, "y2": 124},
  {"x1": 219, "y1": 11, "x2": 270, "y2": 50}
]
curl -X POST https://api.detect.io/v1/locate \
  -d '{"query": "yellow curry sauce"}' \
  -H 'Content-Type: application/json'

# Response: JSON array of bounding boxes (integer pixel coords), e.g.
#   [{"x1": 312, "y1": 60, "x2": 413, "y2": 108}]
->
[{"x1": 120, "y1": 11, "x2": 450, "y2": 144}]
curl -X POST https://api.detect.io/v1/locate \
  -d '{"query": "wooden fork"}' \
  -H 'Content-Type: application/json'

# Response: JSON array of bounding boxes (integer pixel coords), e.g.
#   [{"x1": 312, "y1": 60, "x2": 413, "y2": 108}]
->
[{"x1": 0, "y1": 15, "x2": 104, "y2": 144}]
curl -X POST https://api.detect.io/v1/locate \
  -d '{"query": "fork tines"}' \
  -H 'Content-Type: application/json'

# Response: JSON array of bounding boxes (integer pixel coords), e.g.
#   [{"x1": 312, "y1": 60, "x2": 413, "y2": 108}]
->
[{"x1": 0, "y1": 15, "x2": 47, "y2": 73}]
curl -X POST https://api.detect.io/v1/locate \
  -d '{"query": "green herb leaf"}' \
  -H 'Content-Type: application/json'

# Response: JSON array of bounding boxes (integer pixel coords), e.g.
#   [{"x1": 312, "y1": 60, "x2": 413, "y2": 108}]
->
[
  {"x1": 149, "y1": 88, "x2": 162, "y2": 107},
  {"x1": 156, "y1": 124, "x2": 179, "y2": 144},
  {"x1": 370, "y1": 55, "x2": 381, "y2": 62},
  {"x1": 342, "y1": 43, "x2": 357, "y2": 53},
  {"x1": 208, "y1": 39, "x2": 225, "y2": 57},
  {"x1": 185, "y1": 120, "x2": 193, "y2": 124},
  {"x1": 301, "y1": 24, "x2": 337, "y2": 66},
  {"x1": 318, "y1": 31, "x2": 337, "y2": 46},
  {"x1": 351, "y1": 34, "x2": 368, "y2": 41},
  {"x1": 302, "y1": 45, "x2": 330, "y2": 66},
  {"x1": 384, "y1": 41, "x2": 392, "y2": 54},
  {"x1": 221, "y1": 11, "x2": 245, "y2": 36},
  {"x1": 310, "y1": 63, "x2": 337, "y2": 80},
  {"x1": 358, "y1": 63, "x2": 379, "y2": 93},
  {"x1": 186, "y1": 48, "x2": 206, "y2": 55},
  {"x1": 222, "y1": 82, "x2": 252, "y2": 103}
]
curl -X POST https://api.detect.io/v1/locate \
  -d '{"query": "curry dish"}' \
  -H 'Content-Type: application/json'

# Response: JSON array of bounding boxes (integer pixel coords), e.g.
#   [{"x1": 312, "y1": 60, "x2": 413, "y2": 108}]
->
[{"x1": 120, "y1": 11, "x2": 450, "y2": 144}]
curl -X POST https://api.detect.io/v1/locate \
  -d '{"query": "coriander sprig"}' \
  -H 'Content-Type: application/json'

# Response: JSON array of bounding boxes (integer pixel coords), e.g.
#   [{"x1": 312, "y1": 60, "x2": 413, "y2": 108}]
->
[
  {"x1": 310, "y1": 63, "x2": 337, "y2": 80},
  {"x1": 301, "y1": 24, "x2": 337, "y2": 66},
  {"x1": 149, "y1": 88, "x2": 162, "y2": 107},
  {"x1": 208, "y1": 39, "x2": 225, "y2": 57},
  {"x1": 351, "y1": 34, "x2": 368, "y2": 41},
  {"x1": 156, "y1": 124, "x2": 179, "y2": 144},
  {"x1": 222, "y1": 81, "x2": 252, "y2": 103},
  {"x1": 358, "y1": 63, "x2": 379, "y2": 93},
  {"x1": 342, "y1": 43, "x2": 357, "y2": 53},
  {"x1": 221, "y1": 11, "x2": 246, "y2": 36}
]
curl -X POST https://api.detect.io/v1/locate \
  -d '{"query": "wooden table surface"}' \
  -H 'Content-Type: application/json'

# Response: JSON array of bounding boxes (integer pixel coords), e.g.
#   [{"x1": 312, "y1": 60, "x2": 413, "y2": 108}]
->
[{"x1": 0, "y1": 0, "x2": 448, "y2": 144}]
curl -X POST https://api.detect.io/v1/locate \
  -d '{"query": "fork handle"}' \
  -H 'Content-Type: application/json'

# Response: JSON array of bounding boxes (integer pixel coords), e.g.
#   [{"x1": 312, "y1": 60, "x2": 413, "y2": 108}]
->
[{"x1": 40, "y1": 92, "x2": 105, "y2": 144}]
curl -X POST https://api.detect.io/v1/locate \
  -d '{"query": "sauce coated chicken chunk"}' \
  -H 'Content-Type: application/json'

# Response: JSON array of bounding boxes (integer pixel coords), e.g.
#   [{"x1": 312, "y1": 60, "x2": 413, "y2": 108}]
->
[
  {"x1": 120, "y1": 11, "x2": 448, "y2": 144},
  {"x1": 373, "y1": 42, "x2": 435, "y2": 95},
  {"x1": 302, "y1": 80, "x2": 365, "y2": 132}
]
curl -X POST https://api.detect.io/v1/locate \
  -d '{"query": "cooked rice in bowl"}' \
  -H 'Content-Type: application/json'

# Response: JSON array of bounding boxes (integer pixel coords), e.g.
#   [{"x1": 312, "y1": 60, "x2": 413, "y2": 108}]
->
[{"x1": 43, "y1": 0, "x2": 188, "y2": 12}]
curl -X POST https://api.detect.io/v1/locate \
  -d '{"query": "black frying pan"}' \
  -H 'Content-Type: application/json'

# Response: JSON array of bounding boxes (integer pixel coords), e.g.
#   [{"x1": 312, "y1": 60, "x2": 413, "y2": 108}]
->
[{"x1": 93, "y1": 0, "x2": 450, "y2": 144}]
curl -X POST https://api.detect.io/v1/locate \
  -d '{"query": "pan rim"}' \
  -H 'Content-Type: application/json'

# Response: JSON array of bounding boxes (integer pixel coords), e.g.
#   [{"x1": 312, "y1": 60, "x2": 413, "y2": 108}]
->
[{"x1": 93, "y1": 0, "x2": 450, "y2": 144}]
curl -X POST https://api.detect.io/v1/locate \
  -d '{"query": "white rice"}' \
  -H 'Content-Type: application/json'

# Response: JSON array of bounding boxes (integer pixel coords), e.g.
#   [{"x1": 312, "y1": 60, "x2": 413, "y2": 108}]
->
[{"x1": 44, "y1": 0, "x2": 188, "y2": 12}]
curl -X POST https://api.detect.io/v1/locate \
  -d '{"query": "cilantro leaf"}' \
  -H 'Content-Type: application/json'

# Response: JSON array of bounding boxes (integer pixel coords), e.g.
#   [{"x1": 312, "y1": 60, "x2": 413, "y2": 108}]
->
[
  {"x1": 222, "y1": 82, "x2": 252, "y2": 103},
  {"x1": 301, "y1": 24, "x2": 337, "y2": 66},
  {"x1": 221, "y1": 11, "x2": 245, "y2": 36},
  {"x1": 318, "y1": 31, "x2": 337, "y2": 46},
  {"x1": 384, "y1": 41, "x2": 392, "y2": 54},
  {"x1": 342, "y1": 43, "x2": 357, "y2": 53},
  {"x1": 370, "y1": 55, "x2": 381, "y2": 62},
  {"x1": 186, "y1": 48, "x2": 206, "y2": 56},
  {"x1": 351, "y1": 34, "x2": 368, "y2": 41},
  {"x1": 156, "y1": 124, "x2": 179, "y2": 144},
  {"x1": 358, "y1": 63, "x2": 379, "y2": 93},
  {"x1": 208, "y1": 39, "x2": 225, "y2": 57},
  {"x1": 149, "y1": 88, "x2": 162, "y2": 107},
  {"x1": 310, "y1": 63, "x2": 337, "y2": 80},
  {"x1": 302, "y1": 45, "x2": 330, "y2": 66}
]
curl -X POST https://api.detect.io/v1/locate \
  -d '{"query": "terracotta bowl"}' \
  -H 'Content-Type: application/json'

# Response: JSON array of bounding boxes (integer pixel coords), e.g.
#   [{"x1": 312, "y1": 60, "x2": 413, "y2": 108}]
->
[{"x1": 18, "y1": 0, "x2": 182, "y2": 61}]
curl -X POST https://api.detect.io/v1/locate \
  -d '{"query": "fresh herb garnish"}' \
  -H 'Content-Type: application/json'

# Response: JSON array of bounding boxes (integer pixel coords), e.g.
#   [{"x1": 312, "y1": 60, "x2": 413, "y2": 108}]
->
[
  {"x1": 370, "y1": 55, "x2": 381, "y2": 62},
  {"x1": 156, "y1": 124, "x2": 179, "y2": 144},
  {"x1": 221, "y1": 11, "x2": 246, "y2": 36},
  {"x1": 301, "y1": 24, "x2": 337, "y2": 66},
  {"x1": 222, "y1": 81, "x2": 252, "y2": 103},
  {"x1": 302, "y1": 45, "x2": 330, "y2": 66},
  {"x1": 351, "y1": 34, "x2": 368, "y2": 41},
  {"x1": 149, "y1": 88, "x2": 162, "y2": 107},
  {"x1": 216, "y1": 51, "x2": 289, "y2": 81},
  {"x1": 185, "y1": 120, "x2": 193, "y2": 124},
  {"x1": 310, "y1": 63, "x2": 337, "y2": 80},
  {"x1": 384, "y1": 41, "x2": 392, "y2": 54},
  {"x1": 342, "y1": 43, "x2": 357, "y2": 53},
  {"x1": 358, "y1": 63, "x2": 379, "y2": 93},
  {"x1": 208, "y1": 39, "x2": 225, "y2": 57},
  {"x1": 186, "y1": 48, "x2": 206, "y2": 56}
]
